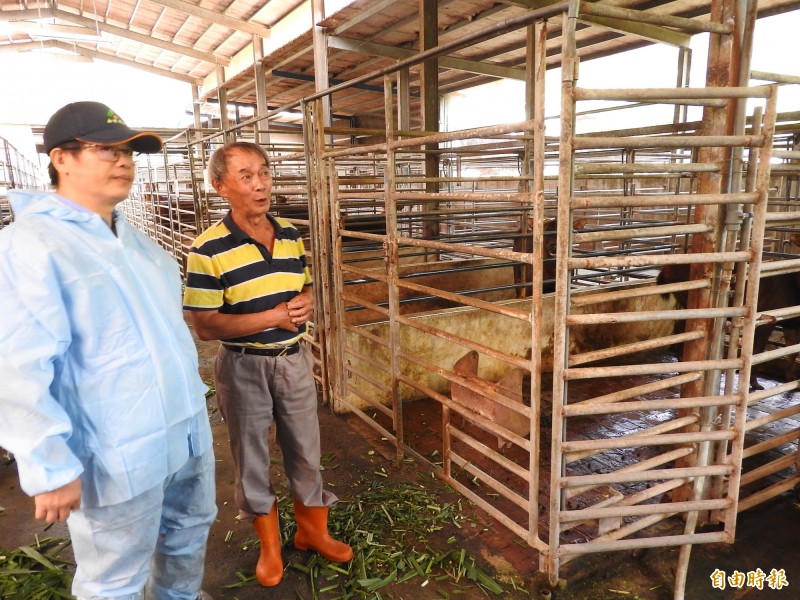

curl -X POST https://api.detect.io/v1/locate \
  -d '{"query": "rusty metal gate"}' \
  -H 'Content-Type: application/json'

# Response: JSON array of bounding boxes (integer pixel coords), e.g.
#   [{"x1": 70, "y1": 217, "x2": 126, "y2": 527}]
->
[{"x1": 548, "y1": 21, "x2": 780, "y2": 596}]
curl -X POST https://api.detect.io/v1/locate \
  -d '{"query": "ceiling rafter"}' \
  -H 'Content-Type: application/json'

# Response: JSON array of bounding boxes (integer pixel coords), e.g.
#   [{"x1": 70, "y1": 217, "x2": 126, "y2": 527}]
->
[
  {"x1": 330, "y1": 0, "x2": 396, "y2": 36},
  {"x1": 0, "y1": 6, "x2": 231, "y2": 66},
  {"x1": 128, "y1": 0, "x2": 142, "y2": 28},
  {"x1": 54, "y1": 7, "x2": 231, "y2": 65},
  {"x1": 146, "y1": 0, "x2": 271, "y2": 39},
  {"x1": 150, "y1": 6, "x2": 167, "y2": 36},
  {"x1": 169, "y1": 12, "x2": 194, "y2": 44}
]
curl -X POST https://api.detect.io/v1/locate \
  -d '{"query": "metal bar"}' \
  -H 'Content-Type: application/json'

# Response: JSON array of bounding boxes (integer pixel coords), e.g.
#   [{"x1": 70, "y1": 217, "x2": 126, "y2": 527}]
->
[
  {"x1": 574, "y1": 134, "x2": 764, "y2": 150},
  {"x1": 344, "y1": 385, "x2": 395, "y2": 420},
  {"x1": 724, "y1": 85, "x2": 781, "y2": 535},
  {"x1": 573, "y1": 85, "x2": 771, "y2": 101},
  {"x1": 566, "y1": 307, "x2": 745, "y2": 325},
  {"x1": 575, "y1": 162, "x2": 719, "y2": 175},
  {"x1": 341, "y1": 292, "x2": 390, "y2": 320},
  {"x1": 565, "y1": 415, "x2": 698, "y2": 463},
  {"x1": 396, "y1": 278, "x2": 532, "y2": 322},
  {"x1": 548, "y1": 5, "x2": 578, "y2": 582},
  {"x1": 564, "y1": 448, "x2": 694, "y2": 499},
  {"x1": 738, "y1": 476, "x2": 800, "y2": 512},
  {"x1": 573, "y1": 223, "x2": 711, "y2": 243},
  {"x1": 739, "y1": 454, "x2": 796, "y2": 486},
  {"x1": 577, "y1": 2, "x2": 732, "y2": 34},
  {"x1": 442, "y1": 471, "x2": 543, "y2": 549},
  {"x1": 449, "y1": 451, "x2": 529, "y2": 511},
  {"x1": 572, "y1": 191, "x2": 759, "y2": 209},
  {"x1": 559, "y1": 498, "x2": 730, "y2": 522},
  {"x1": 576, "y1": 372, "x2": 702, "y2": 406},
  {"x1": 564, "y1": 394, "x2": 739, "y2": 417},
  {"x1": 750, "y1": 342, "x2": 800, "y2": 366},
  {"x1": 568, "y1": 331, "x2": 703, "y2": 366},
  {"x1": 764, "y1": 211, "x2": 800, "y2": 223},
  {"x1": 571, "y1": 279, "x2": 708, "y2": 307},
  {"x1": 566, "y1": 358, "x2": 741, "y2": 379},
  {"x1": 560, "y1": 510, "x2": 676, "y2": 558},
  {"x1": 558, "y1": 532, "x2": 728, "y2": 556},
  {"x1": 339, "y1": 398, "x2": 398, "y2": 445},
  {"x1": 322, "y1": 119, "x2": 536, "y2": 160},
  {"x1": 344, "y1": 362, "x2": 391, "y2": 394},
  {"x1": 742, "y1": 427, "x2": 800, "y2": 459},
  {"x1": 745, "y1": 402, "x2": 800, "y2": 431},
  {"x1": 396, "y1": 191, "x2": 531, "y2": 203},
  {"x1": 561, "y1": 464, "x2": 732, "y2": 487},
  {"x1": 449, "y1": 426, "x2": 530, "y2": 481},
  {"x1": 395, "y1": 234, "x2": 531, "y2": 263},
  {"x1": 562, "y1": 430, "x2": 735, "y2": 453},
  {"x1": 747, "y1": 379, "x2": 800, "y2": 404},
  {"x1": 760, "y1": 257, "x2": 800, "y2": 272},
  {"x1": 570, "y1": 251, "x2": 750, "y2": 269}
]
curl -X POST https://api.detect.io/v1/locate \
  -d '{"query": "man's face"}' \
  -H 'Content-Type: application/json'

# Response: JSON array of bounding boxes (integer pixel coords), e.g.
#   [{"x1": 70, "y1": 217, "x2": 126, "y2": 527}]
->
[
  {"x1": 52, "y1": 143, "x2": 136, "y2": 208},
  {"x1": 214, "y1": 147, "x2": 272, "y2": 219}
]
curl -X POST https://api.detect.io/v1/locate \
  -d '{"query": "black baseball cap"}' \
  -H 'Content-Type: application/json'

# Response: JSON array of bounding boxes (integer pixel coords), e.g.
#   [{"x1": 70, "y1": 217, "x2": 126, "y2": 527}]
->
[{"x1": 44, "y1": 101, "x2": 162, "y2": 154}]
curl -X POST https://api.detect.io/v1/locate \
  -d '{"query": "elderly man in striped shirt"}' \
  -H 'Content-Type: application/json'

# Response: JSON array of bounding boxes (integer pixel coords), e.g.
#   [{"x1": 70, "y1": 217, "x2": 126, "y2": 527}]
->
[{"x1": 183, "y1": 142, "x2": 352, "y2": 588}]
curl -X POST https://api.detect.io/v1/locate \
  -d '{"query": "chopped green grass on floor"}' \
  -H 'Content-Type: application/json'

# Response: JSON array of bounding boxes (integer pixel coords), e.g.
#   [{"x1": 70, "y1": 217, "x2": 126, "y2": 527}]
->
[
  {"x1": 0, "y1": 537, "x2": 74, "y2": 599},
  {"x1": 229, "y1": 477, "x2": 505, "y2": 599}
]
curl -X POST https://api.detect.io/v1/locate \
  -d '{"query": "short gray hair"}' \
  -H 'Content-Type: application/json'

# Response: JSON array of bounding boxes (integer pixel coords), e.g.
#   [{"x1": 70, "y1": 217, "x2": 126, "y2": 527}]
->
[{"x1": 207, "y1": 141, "x2": 270, "y2": 184}]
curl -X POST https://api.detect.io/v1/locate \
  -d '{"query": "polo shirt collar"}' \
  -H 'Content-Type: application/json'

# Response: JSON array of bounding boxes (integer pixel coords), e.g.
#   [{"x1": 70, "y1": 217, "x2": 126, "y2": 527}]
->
[{"x1": 223, "y1": 211, "x2": 285, "y2": 244}]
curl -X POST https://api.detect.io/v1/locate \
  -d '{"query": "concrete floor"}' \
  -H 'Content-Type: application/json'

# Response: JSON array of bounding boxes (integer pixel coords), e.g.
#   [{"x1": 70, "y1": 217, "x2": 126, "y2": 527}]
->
[
  {"x1": 3, "y1": 403, "x2": 800, "y2": 599},
  {"x1": 1, "y1": 336, "x2": 799, "y2": 599}
]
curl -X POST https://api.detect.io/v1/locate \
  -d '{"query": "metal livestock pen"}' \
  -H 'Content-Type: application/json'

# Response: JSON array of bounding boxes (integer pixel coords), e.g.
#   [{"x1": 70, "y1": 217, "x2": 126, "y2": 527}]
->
[{"x1": 121, "y1": 2, "x2": 800, "y2": 598}]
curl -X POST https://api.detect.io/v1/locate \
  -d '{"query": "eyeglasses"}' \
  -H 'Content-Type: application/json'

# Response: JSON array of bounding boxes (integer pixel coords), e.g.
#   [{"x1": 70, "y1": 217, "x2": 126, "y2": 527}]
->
[{"x1": 81, "y1": 144, "x2": 136, "y2": 162}]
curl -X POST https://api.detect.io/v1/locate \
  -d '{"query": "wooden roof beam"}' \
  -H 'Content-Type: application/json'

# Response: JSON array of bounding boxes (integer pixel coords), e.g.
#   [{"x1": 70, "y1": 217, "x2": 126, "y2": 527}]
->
[
  {"x1": 330, "y1": 0, "x2": 397, "y2": 35},
  {"x1": 329, "y1": 36, "x2": 527, "y2": 81},
  {"x1": 41, "y1": 7, "x2": 232, "y2": 65},
  {"x1": 146, "y1": 0, "x2": 271, "y2": 39},
  {"x1": 501, "y1": 0, "x2": 692, "y2": 46},
  {"x1": 578, "y1": 14, "x2": 691, "y2": 47}
]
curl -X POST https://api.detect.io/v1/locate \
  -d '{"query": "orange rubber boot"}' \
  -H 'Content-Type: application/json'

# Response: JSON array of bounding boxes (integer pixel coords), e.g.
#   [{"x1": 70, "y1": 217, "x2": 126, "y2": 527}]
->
[
  {"x1": 293, "y1": 499, "x2": 354, "y2": 562},
  {"x1": 253, "y1": 509, "x2": 284, "y2": 586}
]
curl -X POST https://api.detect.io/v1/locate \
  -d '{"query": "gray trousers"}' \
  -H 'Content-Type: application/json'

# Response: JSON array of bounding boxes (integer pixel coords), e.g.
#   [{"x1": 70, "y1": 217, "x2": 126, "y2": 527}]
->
[{"x1": 214, "y1": 345, "x2": 336, "y2": 519}]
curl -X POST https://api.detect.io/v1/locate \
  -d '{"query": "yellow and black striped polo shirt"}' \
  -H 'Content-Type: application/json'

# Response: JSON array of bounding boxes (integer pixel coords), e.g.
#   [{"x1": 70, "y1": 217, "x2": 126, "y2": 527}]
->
[{"x1": 183, "y1": 212, "x2": 312, "y2": 347}]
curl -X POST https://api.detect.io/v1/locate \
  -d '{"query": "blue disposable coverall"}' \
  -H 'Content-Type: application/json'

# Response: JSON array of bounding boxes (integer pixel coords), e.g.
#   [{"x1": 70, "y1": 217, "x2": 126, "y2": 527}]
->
[{"x1": 0, "y1": 190, "x2": 217, "y2": 600}]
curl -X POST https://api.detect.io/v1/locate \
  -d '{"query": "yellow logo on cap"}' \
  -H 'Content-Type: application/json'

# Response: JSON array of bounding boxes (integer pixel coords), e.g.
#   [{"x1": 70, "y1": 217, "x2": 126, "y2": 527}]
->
[{"x1": 106, "y1": 109, "x2": 125, "y2": 125}]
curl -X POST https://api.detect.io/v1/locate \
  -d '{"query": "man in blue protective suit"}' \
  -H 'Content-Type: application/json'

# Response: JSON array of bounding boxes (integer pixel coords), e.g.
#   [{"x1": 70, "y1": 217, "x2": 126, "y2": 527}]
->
[{"x1": 0, "y1": 101, "x2": 217, "y2": 600}]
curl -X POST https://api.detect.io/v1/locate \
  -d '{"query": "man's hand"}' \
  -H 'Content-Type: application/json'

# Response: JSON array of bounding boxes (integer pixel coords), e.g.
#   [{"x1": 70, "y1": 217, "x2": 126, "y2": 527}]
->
[
  {"x1": 273, "y1": 302, "x2": 300, "y2": 332},
  {"x1": 287, "y1": 287, "x2": 313, "y2": 326},
  {"x1": 34, "y1": 478, "x2": 81, "y2": 523}
]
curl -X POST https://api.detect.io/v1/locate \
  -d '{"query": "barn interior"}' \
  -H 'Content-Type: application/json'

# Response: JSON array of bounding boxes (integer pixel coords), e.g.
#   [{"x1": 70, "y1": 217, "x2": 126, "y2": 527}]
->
[{"x1": 2, "y1": 1, "x2": 800, "y2": 599}]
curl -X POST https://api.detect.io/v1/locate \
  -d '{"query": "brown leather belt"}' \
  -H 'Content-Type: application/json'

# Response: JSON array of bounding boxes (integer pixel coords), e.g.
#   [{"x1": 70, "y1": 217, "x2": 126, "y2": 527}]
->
[{"x1": 223, "y1": 343, "x2": 300, "y2": 357}]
